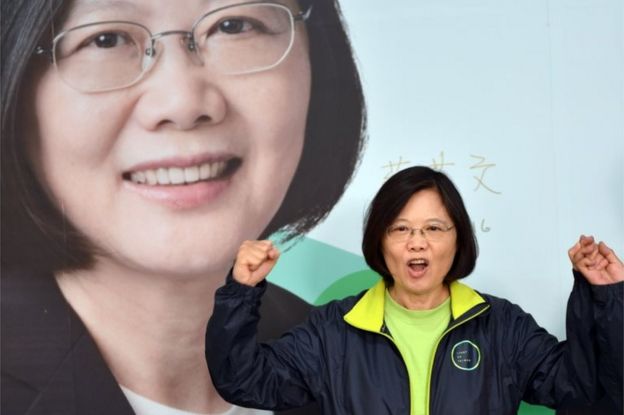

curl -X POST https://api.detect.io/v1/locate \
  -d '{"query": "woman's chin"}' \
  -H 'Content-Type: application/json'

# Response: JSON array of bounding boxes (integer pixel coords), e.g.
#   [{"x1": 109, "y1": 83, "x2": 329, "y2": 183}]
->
[{"x1": 96, "y1": 249, "x2": 234, "y2": 281}]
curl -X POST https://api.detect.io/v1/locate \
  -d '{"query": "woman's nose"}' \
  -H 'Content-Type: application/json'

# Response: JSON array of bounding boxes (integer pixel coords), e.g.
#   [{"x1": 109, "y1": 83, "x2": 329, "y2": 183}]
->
[
  {"x1": 406, "y1": 229, "x2": 428, "y2": 251},
  {"x1": 133, "y1": 37, "x2": 227, "y2": 131}
]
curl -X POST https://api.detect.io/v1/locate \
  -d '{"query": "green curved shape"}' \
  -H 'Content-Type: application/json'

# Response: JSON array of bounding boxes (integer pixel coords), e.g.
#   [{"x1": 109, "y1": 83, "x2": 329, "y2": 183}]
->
[
  {"x1": 518, "y1": 402, "x2": 554, "y2": 414},
  {"x1": 314, "y1": 269, "x2": 380, "y2": 305}
]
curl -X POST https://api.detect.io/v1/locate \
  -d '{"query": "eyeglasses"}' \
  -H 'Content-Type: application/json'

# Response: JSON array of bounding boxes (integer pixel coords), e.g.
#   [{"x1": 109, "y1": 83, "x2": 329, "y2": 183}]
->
[
  {"x1": 34, "y1": 1, "x2": 312, "y2": 93},
  {"x1": 386, "y1": 223, "x2": 455, "y2": 243}
]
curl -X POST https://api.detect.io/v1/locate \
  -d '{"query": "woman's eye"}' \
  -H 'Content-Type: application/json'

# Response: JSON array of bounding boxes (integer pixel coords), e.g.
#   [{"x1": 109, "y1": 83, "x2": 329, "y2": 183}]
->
[
  {"x1": 392, "y1": 225, "x2": 409, "y2": 233},
  {"x1": 91, "y1": 32, "x2": 126, "y2": 48},
  {"x1": 426, "y1": 225, "x2": 443, "y2": 233},
  {"x1": 73, "y1": 31, "x2": 135, "y2": 54},
  {"x1": 217, "y1": 18, "x2": 254, "y2": 34}
]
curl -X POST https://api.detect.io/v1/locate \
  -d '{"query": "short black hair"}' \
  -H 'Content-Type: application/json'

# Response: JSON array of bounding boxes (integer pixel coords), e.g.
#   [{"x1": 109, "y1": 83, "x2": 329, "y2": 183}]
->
[
  {"x1": 1, "y1": 0, "x2": 366, "y2": 272},
  {"x1": 261, "y1": 0, "x2": 366, "y2": 239},
  {"x1": 362, "y1": 166, "x2": 478, "y2": 286}
]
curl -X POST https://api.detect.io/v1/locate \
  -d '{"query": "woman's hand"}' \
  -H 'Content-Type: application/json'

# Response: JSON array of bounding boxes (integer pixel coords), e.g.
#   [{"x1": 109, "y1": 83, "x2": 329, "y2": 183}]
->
[
  {"x1": 568, "y1": 235, "x2": 624, "y2": 285},
  {"x1": 233, "y1": 240, "x2": 280, "y2": 287}
]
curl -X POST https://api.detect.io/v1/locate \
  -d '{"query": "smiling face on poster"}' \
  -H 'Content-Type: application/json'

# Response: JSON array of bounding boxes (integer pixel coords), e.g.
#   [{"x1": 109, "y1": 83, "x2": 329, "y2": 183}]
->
[
  {"x1": 28, "y1": 0, "x2": 312, "y2": 276},
  {"x1": 1, "y1": 0, "x2": 365, "y2": 413}
]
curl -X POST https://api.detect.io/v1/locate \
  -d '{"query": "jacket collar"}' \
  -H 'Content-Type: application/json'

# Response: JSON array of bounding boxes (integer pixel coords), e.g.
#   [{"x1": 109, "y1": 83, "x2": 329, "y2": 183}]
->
[
  {"x1": 343, "y1": 279, "x2": 487, "y2": 332},
  {"x1": 1, "y1": 269, "x2": 135, "y2": 415}
]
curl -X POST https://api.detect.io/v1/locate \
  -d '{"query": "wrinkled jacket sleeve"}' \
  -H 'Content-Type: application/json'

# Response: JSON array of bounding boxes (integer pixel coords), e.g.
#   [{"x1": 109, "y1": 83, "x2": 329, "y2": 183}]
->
[
  {"x1": 206, "y1": 274, "x2": 321, "y2": 411},
  {"x1": 514, "y1": 270, "x2": 623, "y2": 412}
]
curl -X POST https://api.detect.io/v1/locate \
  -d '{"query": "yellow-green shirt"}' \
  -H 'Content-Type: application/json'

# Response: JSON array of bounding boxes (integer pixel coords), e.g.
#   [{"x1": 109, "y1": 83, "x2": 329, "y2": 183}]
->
[{"x1": 383, "y1": 291, "x2": 451, "y2": 415}]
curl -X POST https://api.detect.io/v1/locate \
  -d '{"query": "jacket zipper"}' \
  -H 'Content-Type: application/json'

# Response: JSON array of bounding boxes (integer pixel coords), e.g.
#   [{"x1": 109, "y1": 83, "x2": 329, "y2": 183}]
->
[
  {"x1": 425, "y1": 304, "x2": 491, "y2": 415},
  {"x1": 375, "y1": 328, "x2": 415, "y2": 414}
]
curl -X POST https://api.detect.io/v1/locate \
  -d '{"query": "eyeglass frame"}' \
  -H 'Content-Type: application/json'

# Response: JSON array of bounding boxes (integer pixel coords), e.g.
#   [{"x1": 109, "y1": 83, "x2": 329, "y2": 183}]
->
[
  {"x1": 34, "y1": 1, "x2": 313, "y2": 92},
  {"x1": 385, "y1": 223, "x2": 456, "y2": 243}
]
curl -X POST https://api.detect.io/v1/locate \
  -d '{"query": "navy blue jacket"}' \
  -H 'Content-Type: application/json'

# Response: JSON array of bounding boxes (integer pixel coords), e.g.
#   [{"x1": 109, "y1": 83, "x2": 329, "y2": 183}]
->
[{"x1": 206, "y1": 271, "x2": 622, "y2": 414}]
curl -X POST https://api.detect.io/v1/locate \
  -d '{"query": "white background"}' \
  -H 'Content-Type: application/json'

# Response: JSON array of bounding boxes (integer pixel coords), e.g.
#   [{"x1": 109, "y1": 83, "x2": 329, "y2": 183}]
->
[{"x1": 307, "y1": 0, "x2": 624, "y2": 338}]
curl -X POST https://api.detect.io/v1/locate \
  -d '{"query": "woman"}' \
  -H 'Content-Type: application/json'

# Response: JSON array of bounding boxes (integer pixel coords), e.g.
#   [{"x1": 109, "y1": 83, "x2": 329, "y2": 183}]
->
[
  {"x1": 1, "y1": 0, "x2": 365, "y2": 414},
  {"x1": 207, "y1": 166, "x2": 623, "y2": 414}
]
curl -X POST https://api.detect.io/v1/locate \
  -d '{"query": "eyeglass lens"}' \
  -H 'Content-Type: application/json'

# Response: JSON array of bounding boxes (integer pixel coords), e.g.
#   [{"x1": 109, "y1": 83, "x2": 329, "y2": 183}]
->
[
  {"x1": 52, "y1": 3, "x2": 297, "y2": 92},
  {"x1": 387, "y1": 224, "x2": 451, "y2": 242}
]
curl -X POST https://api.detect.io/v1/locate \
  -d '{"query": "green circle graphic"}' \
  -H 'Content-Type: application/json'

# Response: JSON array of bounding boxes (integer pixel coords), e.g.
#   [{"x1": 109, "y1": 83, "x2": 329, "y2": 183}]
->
[{"x1": 451, "y1": 340, "x2": 481, "y2": 371}]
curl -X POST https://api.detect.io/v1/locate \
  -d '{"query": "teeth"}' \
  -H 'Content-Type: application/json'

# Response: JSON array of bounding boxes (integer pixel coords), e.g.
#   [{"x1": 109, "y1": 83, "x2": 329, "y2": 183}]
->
[
  {"x1": 184, "y1": 166, "x2": 199, "y2": 182},
  {"x1": 169, "y1": 167, "x2": 184, "y2": 185},
  {"x1": 210, "y1": 162, "x2": 221, "y2": 178},
  {"x1": 129, "y1": 161, "x2": 228, "y2": 185},
  {"x1": 134, "y1": 171, "x2": 146, "y2": 183},
  {"x1": 409, "y1": 259, "x2": 427, "y2": 265},
  {"x1": 146, "y1": 170, "x2": 158, "y2": 185},
  {"x1": 157, "y1": 168, "x2": 170, "y2": 185},
  {"x1": 199, "y1": 164, "x2": 211, "y2": 180}
]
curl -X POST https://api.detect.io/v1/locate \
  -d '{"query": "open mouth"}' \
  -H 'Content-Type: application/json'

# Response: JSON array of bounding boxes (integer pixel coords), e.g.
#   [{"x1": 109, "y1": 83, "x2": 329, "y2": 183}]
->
[
  {"x1": 123, "y1": 158, "x2": 242, "y2": 186},
  {"x1": 408, "y1": 258, "x2": 429, "y2": 272}
]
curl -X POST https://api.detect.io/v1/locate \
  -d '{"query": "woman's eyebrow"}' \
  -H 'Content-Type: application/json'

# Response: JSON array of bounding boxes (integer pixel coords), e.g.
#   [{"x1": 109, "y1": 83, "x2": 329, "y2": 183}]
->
[
  {"x1": 67, "y1": 0, "x2": 140, "y2": 18},
  {"x1": 424, "y1": 219, "x2": 452, "y2": 226},
  {"x1": 60, "y1": 0, "x2": 143, "y2": 29},
  {"x1": 392, "y1": 218, "x2": 449, "y2": 225}
]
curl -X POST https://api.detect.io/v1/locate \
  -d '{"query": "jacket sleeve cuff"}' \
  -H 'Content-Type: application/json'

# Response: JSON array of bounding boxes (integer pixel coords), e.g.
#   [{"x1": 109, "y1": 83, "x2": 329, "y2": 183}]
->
[
  {"x1": 573, "y1": 269, "x2": 624, "y2": 305},
  {"x1": 219, "y1": 268, "x2": 268, "y2": 301}
]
